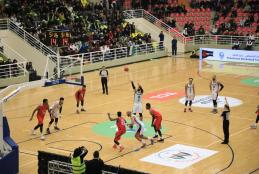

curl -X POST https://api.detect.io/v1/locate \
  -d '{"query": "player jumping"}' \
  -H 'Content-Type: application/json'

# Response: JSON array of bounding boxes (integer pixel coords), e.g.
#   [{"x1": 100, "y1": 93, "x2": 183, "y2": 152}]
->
[
  {"x1": 146, "y1": 103, "x2": 164, "y2": 142},
  {"x1": 29, "y1": 98, "x2": 51, "y2": 140},
  {"x1": 46, "y1": 97, "x2": 64, "y2": 134},
  {"x1": 184, "y1": 78, "x2": 195, "y2": 112},
  {"x1": 107, "y1": 112, "x2": 126, "y2": 152},
  {"x1": 127, "y1": 111, "x2": 153, "y2": 148},
  {"x1": 131, "y1": 81, "x2": 144, "y2": 120},
  {"x1": 210, "y1": 75, "x2": 224, "y2": 114},
  {"x1": 75, "y1": 85, "x2": 86, "y2": 114}
]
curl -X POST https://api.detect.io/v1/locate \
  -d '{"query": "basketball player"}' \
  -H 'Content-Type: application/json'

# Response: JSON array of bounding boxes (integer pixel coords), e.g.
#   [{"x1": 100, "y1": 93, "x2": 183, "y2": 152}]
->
[
  {"x1": 127, "y1": 111, "x2": 153, "y2": 148},
  {"x1": 107, "y1": 112, "x2": 126, "y2": 152},
  {"x1": 184, "y1": 78, "x2": 195, "y2": 112},
  {"x1": 75, "y1": 85, "x2": 86, "y2": 114},
  {"x1": 46, "y1": 97, "x2": 64, "y2": 134},
  {"x1": 29, "y1": 98, "x2": 50, "y2": 140},
  {"x1": 210, "y1": 75, "x2": 224, "y2": 114},
  {"x1": 146, "y1": 103, "x2": 164, "y2": 142},
  {"x1": 131, "y1": 81, "x2": 144, "y2": 120},
  {"x1": 255, "y1": 105, "x2": 259, "y2": 125}
]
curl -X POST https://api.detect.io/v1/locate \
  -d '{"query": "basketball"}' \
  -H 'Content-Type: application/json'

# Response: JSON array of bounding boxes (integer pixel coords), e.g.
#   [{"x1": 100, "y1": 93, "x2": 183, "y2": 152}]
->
[{"x1": 124, "y1": 66, "x2": 129, "y2": 72}]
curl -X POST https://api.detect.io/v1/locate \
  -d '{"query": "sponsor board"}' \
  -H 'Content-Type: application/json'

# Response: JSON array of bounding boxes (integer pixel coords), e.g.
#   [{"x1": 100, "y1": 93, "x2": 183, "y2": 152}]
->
[
  {"x1": 179, "y1": 95, "x2": 242, "y2": 108},
  {"x1": 200, "y1": 48, "x2": 259, "y2": 64},
  {"x1": 140, "y1": 144, "x2": 218, "y2": 169},
  {"x1": 144, "y1": 90, "x2": 185, "y2": 102}
]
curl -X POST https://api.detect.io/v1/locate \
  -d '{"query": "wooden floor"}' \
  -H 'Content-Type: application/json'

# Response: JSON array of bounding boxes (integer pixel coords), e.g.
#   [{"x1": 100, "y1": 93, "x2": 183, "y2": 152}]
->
[{"x1": 3, "y1": 57, "x2": 259, "y2": 174}]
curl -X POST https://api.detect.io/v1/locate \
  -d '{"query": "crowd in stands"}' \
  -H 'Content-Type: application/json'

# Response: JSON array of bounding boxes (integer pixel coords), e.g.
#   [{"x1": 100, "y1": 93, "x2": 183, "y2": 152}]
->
[
  {"x1": 3, "y1": 0, "x2": 152, "y2": 56},
  {"x1": 0, "y1": 58, "x2": 19, "y2": 78}
]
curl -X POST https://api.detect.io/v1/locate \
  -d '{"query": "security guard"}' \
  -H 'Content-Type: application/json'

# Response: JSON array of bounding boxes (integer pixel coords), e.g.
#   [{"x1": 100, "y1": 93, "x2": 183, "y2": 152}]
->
[
  {"x1": 99, "y1": 66, "x2": 109, "y2": 95},
  {"x1": 221, "y1": 97, "x2": 230, "y2": 144},
  {"x1": 71, "y1": 146, "x2": 88, "y2": 174}
]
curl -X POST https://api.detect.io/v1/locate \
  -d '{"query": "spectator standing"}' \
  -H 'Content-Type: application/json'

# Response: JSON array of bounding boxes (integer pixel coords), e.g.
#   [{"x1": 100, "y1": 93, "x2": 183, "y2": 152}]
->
[
  {"x1": 232, "y1": 39, "x2": 240, "y2": 50},
  {"x1": 99, "y1": 66, "x2": 109, "y2": 95},
  {"x1": 86, "y1": 151, "x2": 104, "y2": 174},
  {"x1": 159, "y1": 31, "x2": 164, "y2": 49},
  {"x1": 246, "y1": 39, "x2": 253, "y2": 50},
  {"x1": 171, "y1": 37, "x2": 177, "y2": 56},
  {"x1": 71, "y1": 146, "x2": 88, "y2": 174}
]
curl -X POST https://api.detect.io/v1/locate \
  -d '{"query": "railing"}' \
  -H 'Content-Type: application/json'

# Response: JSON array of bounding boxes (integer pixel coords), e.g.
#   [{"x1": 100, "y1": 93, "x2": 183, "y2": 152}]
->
[
  {"x1": 0, "y1": 19, "x2": 57, "y2": 57},
  {"x1": 48, "y1": 160, "x2": 116, "y2": 174},
  {"x1": 0, "y1": 61, "x2": 27, "y2": 79},
  {"x1": 123, "y1": 9, "x2": 187, "y2": 43},
  {"x1": 185, "y1": 35, "x2": 259, "y2": 46},
  {"x1": 46, "y1": 41, "x2": 165, "y2": 79}
]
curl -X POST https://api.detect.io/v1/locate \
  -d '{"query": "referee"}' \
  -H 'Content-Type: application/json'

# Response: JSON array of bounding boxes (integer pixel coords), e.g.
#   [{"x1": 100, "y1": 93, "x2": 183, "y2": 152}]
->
[
  {"x1": 99, "y1": 66, "x2": 109, "y2": 95},
  {"x1": 221, "y1": 97, "x2": 230, "y2": 144}
]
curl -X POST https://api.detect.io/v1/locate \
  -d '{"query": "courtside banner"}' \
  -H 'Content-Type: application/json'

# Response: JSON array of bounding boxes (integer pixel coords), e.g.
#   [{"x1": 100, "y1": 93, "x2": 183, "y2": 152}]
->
[{"x1": 200, "y1": 48, "x2": 259, "y2": 64}]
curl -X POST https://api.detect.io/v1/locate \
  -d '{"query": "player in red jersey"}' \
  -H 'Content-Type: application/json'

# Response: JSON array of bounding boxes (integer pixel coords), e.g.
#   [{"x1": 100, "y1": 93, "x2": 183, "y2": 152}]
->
[
  {"x1": 146, "y1": 103, "x2": 163, "y2": 142},
  {"x1": 29, "y1": 98, "x2": 51, "y2": 140},
  {"x1": 107, "y1": 112, "x2": 126, "y2": 152},
  {"x1": 75, "y1": 85, "x2": 86, "y2": 114}
]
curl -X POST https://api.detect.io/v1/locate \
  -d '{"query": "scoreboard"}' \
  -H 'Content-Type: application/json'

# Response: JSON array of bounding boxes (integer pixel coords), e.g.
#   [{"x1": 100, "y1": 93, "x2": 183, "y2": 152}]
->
[{"x1": 46, "y1": 30, "x2": 71, "y2": 47}]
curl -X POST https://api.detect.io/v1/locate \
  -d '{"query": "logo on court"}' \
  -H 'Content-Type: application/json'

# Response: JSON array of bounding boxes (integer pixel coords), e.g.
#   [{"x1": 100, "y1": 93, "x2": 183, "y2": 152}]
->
[
  {"x1": 140, "y1": 144, "x2": 218, "y2": 169},
  {"x1": 179, "y1": 95, "x2": 242, "y2": 108},
  {"x1": 144, "y1": 90, "x2": 185, "y2": 101}
]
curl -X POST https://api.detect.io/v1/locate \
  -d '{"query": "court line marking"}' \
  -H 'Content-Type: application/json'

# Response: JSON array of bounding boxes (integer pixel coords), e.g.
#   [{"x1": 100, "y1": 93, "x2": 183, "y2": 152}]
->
[
  {"x1": 163, "y1": 119, "x2": 234, "y2": 174},
  {"x1": 17, "y1": 122, "x2": 97, "y2": 144},
  {"x1": 205, "y1": 126, "x2": 251, "y2": 148}
]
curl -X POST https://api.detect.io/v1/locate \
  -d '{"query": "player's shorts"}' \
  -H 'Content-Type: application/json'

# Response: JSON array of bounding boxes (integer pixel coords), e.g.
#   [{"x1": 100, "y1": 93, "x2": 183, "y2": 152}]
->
[
  {"x1": 50, "y1": 111, "x2": 58, "y2": 119},
  {"x1": 154, "y1": 117, "x2": 162, "y2": 130},
  {"x1": 135, "y1": 124, "x2": 144, "y2": 135},
  {"x1": 186, "y1": 95, "x2": 194, "y2": 101},
  {"x1": 37, "y1": 115, "x2": 44, "y2": 124},
  {"x1": 132, "y1": 103, "x2": 142, "y2": 113},
  {"x1": 211, "y1": 92, "x2": 218, "y2": 100},
  {"x1": 114, "y1": 129, "x2": 126, "y2": 141}
]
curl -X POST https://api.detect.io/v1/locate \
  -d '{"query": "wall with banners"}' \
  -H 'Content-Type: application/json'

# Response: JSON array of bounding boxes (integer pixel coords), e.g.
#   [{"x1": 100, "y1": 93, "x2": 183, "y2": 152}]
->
[{"x1": 200, "y1": 48, "x2": 259, "y2": 64}]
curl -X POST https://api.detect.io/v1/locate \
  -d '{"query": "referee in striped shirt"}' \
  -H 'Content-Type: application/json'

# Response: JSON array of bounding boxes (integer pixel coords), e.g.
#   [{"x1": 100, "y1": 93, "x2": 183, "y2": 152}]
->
[{"x1": 99, "y1": 66, "x2": 109, "y2": 95}]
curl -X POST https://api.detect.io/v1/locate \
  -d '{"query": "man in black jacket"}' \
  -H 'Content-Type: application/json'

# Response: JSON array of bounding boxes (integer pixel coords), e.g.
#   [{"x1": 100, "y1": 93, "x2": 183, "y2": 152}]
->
[{"x1": 86, "y1": 151, "x2": 104, "y2": 174}]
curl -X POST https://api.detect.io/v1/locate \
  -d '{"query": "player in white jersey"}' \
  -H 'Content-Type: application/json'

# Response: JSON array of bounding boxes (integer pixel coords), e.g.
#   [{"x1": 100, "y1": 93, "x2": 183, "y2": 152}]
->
[
  {"x1": 210, "y1": 75, "x2": 224, "y2": 114},
  {"x1": 184, "y1": 78, "x2": 195, "y2": 112},
  {"x1": 46, "y1": 97, "x2": 64, "y2": 134},
  {"x1": 126, "y1": 111, "x2": 153, "y2": 148},
  {"x1": 131, "y1": 81, "x2": 144, "y2": 120}
]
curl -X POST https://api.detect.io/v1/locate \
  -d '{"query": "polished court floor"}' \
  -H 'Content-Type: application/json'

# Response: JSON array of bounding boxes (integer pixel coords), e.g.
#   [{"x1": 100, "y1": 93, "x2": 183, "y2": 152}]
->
[{"x1": 3, "y1": 56, "x2": 259, "y2": 174}]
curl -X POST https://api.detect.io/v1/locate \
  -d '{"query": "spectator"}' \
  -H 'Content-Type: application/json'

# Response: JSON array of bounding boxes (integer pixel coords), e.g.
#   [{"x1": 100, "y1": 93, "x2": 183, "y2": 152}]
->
[
  {"x1": 197, "y1": 26, "x2": 205, "y2": 35},
  {"x1": 71, "y1": 146, "x2": 88, "y2": 174},
  {"x1": 232, "y1": 39, "x2": 240, "y2": 50},
  {"x1": 246, "y1": 39, "x2": 253, "y2": 50},
  {"x1": 182, "y1": 28, "x2": 188, "y2": 37},
  {"x1": 158, "y1": 31, "x2": 164, "y2": 49},
  {"x1": 211, "y1": 25, "x2": 218, "y2": 35},
  {"x1": 171, "y1": 37, "x2": 177, "y2": 56},
  {"x1": 86, "y1": 151, "x2": 104, "y2": 174}
]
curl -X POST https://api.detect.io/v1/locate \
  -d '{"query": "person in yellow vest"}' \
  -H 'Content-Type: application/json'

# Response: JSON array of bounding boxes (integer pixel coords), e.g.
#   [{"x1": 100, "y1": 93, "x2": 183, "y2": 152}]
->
[{"x1": 71, "y1": 146, "x2": 88, "y2": 174}]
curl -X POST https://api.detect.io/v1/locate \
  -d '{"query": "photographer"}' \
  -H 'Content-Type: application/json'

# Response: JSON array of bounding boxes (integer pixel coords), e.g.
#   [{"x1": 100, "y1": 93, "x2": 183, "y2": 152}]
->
[{"x1": 71, "y1": 146, "x2": 88, "y2": 174}]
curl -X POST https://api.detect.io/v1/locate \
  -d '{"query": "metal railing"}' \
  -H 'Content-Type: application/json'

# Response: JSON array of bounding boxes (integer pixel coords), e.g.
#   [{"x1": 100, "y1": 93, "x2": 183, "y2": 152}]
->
[
  {"x1": 45, "y1": 41, "x2": 165, "y2": 79},
  {"x1": 0, "y1": 19, "x2": 57, "y2": 57},
  {"x1": 123, "y1": 9, "x2": 187, "y2": 43},
  {"x1": 48, "y1": 160, "x2": 116, "y2": 174},
  {"x1": 0, "y1": 62, "x2": 27, "y2": 78},
  {"x1": 185, "y1": 35, "x2": 259, "y2": 46}
]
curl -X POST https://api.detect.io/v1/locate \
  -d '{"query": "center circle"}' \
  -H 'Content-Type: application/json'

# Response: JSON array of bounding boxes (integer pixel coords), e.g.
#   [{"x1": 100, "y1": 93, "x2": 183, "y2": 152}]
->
[{"x1": 92, "y1": 120, "x2": 165, "y2": 138}]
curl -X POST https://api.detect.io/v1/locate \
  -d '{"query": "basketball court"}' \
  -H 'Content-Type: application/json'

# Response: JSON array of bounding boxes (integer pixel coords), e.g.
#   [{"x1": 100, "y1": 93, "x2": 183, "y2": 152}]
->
[{"x1": 3, "y1": 56, "x2": 259, "y2": 174}]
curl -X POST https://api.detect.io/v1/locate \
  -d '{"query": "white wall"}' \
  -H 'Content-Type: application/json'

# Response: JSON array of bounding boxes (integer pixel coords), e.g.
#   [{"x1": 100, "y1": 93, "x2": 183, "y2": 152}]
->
[
  {"x1": 0, "y1": 30, "x2": 55, "y2": 76},
  {"x1": 126, "y1": 18, "x2": 185, "y2": 54}
]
